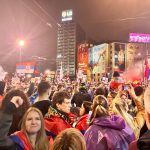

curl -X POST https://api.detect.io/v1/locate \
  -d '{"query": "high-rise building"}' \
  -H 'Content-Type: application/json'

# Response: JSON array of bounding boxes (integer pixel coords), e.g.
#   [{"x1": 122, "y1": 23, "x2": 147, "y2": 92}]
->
[{"x1": 56, "y1": 9, "x2": 86, "y2": 79}]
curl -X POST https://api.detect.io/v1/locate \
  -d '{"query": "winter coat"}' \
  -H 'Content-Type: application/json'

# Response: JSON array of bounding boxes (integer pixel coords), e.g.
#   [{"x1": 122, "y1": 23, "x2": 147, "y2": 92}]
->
[
  {"x1": 84, "y1": 115, "x2": 135, "y2": 150},
  {"x1": 44, "y1": 106, "x2": 71, "y2": 139},
  {"x1": 75, "y1": 114, "x2": 89, "y2": 134},
  {"x1": 0, "y1": 102, "x2": 30, "y2": 150}
]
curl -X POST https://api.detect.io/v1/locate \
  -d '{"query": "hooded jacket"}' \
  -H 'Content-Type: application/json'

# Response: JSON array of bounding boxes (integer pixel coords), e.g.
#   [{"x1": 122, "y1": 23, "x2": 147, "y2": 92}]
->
[{"x1": 84, "y1": 115, "x2": 135, "y2": 150}]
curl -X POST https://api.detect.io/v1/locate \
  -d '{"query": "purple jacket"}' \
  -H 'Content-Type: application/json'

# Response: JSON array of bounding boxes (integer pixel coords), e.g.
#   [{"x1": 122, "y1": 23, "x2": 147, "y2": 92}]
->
[{"x1": 84, "y1": 115, "x2": 135, "y2": 150}]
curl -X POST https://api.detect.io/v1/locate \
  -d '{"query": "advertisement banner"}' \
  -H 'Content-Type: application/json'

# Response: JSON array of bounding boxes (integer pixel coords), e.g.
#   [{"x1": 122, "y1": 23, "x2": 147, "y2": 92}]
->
[
  {"x1": 88, "y1": 43, "x2": 108, "y2": 74},
  {"x1": 129, "y1": 33, "x2": 150, "y2": 43},
  {"x1": 114, "y1": 43, "x2": 126, "y2": 72},
  {"x1": 124, "y1": 43, "x2": 146, "y2": 81},
  {"x1": 16, "y1": 62, "x2": 35, "y2": 74},
  {"x1": 77, "y1": 44, "x2": 88, "y2": 74}
]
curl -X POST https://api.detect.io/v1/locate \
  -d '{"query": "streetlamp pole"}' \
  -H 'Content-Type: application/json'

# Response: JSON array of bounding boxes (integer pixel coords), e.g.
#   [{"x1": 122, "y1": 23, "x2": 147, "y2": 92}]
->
[{"x1": 18, "y1": 40, "x2": 25, "y2": 63}]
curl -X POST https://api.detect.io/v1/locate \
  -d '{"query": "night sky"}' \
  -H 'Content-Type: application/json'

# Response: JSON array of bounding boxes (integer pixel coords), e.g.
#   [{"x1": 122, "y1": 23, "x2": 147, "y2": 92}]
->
[{"x1": 0, "y1": 0, "x2": 150, "y2": 72}]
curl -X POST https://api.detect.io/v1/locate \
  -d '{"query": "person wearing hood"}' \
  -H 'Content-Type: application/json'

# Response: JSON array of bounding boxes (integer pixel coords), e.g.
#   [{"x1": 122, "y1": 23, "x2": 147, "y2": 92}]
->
[{"x1": 84, "y1": 95, "x2": 135, "y2": 150}]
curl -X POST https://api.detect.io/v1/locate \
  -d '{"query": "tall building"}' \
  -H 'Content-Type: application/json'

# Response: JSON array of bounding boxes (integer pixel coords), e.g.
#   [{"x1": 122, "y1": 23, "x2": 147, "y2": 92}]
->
[{"x1": 56, "y1": 9, "x2": 86, "y2": 79}]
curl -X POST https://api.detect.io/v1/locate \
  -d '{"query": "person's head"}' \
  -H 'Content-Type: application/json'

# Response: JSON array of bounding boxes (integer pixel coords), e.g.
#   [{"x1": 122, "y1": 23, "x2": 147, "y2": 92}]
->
[
  {"x1": 134, "y1": 86, "x2": 144, "y2": 97},
  {"x1": 1, "y1": 89, "x2": 30, "y2": 134},
  {"x1": 113, "y1": 71, "x2": 120, "y2": 77},
  {"x1": 38, "y1": 81, "x2": 51, "y2": 98},
  {"x1": 52, "y1": 91, "x2": 71, "y2": 113},
  {"x1": 21, "y1": 107, "x2": 49, "y2": 150},
  {"x1": 0, "y1": 81, "x2": 6, "y2": 95},
  {"x1": 90, "y1": 95, "x2": 109, "y2": 124},
  {"x1": 112, "y1": 99, "x2": 129, "y2": 115},
  {"x1": 94, "y1": 87, "x2": 105, "y2": 96},
  {"x1": 120, "y1": 92, "x2": 128, "y2": 103},
  {"x1": 80, "y1": 101, "x2": 92, "y2": 116},
  {"x1": 52, "y1": 128, "x2": 86, "y2": 150},
  {"x1": 107, "y1": 91, "x2": 116, "y2": 105}
]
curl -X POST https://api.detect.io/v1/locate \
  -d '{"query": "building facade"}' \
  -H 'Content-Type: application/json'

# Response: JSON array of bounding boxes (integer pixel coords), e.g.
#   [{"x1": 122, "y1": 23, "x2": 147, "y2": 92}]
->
[{"x1": 56, "y1": 10, "x2": 86, "y2": 79}]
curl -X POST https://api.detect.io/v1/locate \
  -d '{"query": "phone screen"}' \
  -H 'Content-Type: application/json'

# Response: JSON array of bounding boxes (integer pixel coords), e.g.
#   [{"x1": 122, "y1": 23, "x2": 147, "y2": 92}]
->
[{"x1": 124, "y1": 85, "x2": 128, "y2": 90}]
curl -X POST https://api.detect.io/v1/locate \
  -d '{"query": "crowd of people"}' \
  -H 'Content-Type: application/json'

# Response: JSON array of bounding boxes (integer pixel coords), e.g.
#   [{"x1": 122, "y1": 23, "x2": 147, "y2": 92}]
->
[{"x1": 0, "y1": 71, "x2": 150, "y2": 150}]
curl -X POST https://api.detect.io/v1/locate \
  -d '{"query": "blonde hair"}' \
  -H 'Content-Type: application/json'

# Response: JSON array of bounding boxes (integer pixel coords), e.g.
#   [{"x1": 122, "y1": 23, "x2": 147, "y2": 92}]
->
[
  {"x1": 112, "y1": 99, "x2": 136, "y2": 136},
  {"x1": 52, "y1": 128, "x2": 86, "y2": 150},
  {"x1": 90, "y1": 95, "x2": 109, "y2": 125},
  {"x1": 21, "y1": 107, "x2": 49, "y2": 150}
]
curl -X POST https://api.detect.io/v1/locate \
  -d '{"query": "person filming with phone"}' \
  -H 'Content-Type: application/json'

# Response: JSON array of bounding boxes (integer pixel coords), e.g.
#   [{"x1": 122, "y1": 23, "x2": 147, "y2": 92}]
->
[{"x1": 112, "y1": 84, "x2": 145, "y2": 139}]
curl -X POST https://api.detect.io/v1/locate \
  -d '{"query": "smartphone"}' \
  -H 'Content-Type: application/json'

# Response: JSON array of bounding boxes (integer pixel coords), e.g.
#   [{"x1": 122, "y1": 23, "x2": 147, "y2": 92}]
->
[{"x1": 123, "y1": 85, "x2": 129, "y2": 90}]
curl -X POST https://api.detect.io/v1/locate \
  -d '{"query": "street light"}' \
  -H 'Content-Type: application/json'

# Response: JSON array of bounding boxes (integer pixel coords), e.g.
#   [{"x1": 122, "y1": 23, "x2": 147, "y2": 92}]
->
[{"x1": 18, "y1": 40, "x2": 25, "y2": 62}]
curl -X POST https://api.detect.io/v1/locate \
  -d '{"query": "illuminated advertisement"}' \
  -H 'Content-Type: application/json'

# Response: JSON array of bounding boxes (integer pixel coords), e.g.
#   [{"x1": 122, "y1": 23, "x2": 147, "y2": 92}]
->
[
  {"x1": 114, "y1": 43, "x2": 126, "y2": 72},
  {"x1": 125, "y1": 43, "x2": 146, "y2": 81},
  {"x1": 77, "y1": 44, "x2": 88, "y2": 74},
  {"x1": 129, "y1": 33, "x2": 150, "y2": 43},
  {"x1": 126, "y1": 43, "x2": 146, "y2": 68},
  {"x1": 62, "y1": 9, "x2": 73, "y2": 21},
  {"x1": 88, "y1": 43, "x2": 108, "y2": 74}
]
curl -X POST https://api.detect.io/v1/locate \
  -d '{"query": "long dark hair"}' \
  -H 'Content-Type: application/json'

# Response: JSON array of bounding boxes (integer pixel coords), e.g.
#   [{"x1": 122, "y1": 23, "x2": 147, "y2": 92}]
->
[{"x1": 1, "y1": 89, "x2": 30, "y2": 135}]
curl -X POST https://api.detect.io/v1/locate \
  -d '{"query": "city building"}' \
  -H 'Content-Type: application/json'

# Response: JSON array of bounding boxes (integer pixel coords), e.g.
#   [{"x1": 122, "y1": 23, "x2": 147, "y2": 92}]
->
[{"x1": 56, "y1": 9, "x2": 86, "y2": 79}]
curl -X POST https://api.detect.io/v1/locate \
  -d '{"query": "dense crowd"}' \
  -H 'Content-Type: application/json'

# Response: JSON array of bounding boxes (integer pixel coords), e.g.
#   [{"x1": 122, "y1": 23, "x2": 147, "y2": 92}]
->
[{"x1": 0, "y1": 71, "x2": 150, "y2": 150}]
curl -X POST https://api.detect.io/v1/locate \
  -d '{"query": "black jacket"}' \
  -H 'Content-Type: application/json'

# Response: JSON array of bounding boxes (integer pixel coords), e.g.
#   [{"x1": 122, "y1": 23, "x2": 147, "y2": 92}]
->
[
  {"x1": 0, "y1": 102, "x2": 19, "y2": 150},
  {"x1": 138, "y1": 130, "x2": 150, "y2": 150}
]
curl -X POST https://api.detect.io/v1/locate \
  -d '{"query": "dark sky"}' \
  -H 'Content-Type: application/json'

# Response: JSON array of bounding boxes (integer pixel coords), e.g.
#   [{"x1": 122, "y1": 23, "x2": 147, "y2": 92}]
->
[{"x1": 1, "y1": 0, "x2": 150, "y2": 72}]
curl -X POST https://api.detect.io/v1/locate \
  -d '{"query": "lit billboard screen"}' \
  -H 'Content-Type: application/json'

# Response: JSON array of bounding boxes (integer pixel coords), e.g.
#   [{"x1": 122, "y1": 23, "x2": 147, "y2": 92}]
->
[
  {"x1": 129, "y1": 33, "x2": 150, "y2": 43},
  {"x1": 88, "y1": 44, "x2": 108, "y2": 74},
  {"x1": 62, "y1": 9, "x2": 73, "y2": 21}
]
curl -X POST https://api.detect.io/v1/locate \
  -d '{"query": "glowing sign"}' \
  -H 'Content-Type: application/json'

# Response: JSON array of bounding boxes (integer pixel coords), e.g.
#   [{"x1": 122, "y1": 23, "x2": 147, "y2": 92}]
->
[
  {"x1": 62, "y1": 9, "x2": 73, "y2": 21},
  {"x1": 129, "y1": 33, "x2": 150, "y2": 43}
]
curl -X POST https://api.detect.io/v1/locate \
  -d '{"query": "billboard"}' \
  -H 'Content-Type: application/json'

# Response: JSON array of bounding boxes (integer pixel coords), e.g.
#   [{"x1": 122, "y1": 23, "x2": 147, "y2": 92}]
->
[
  {"x1": 16, "y1": 62, "x2": 35, "y2": 74},
  {"x1": 77, "y1": 44, "x2": 88, "y2": 74},
  {"x1": 114, "y1": 43, "x2": 126, "y2": 72},
  {"x1": 88, "y1": 43, "x2": 108, "y2": 74},
  {"x1": 129, "y1": 33, "x2": 150, "y2": 43},
  {"x1": 62, "y1": 9, "x2": 73, "y2": 21}
]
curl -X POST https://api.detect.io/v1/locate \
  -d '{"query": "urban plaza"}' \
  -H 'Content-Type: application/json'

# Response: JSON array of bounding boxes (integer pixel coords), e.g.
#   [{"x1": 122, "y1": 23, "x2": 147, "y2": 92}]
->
[{"x1": 0, "y1": 1, "x2": 150, "y2": 150}]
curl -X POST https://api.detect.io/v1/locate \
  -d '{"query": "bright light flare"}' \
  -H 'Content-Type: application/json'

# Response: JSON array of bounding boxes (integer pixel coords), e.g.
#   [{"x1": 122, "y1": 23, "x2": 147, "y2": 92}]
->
[
  {"x1": 18, "y1": 40, "x2": 25, "y2": 47},
  {"x1": 45, "y1": 69, "x2": 50, "y2": 74}
]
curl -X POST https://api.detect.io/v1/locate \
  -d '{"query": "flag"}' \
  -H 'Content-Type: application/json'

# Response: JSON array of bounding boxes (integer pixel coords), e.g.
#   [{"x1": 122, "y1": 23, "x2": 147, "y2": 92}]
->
[{"x1": 16, "y1": 62, "x2": 35, "y2": 74}]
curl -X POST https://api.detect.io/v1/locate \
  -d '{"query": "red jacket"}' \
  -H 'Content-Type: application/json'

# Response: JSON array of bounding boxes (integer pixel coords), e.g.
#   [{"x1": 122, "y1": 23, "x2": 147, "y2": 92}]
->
[
  {"x1": 75, "y1": 114, "x2": 89, "y2": 134},
  {"x1": 44, "y1": 106, "x2": 71, "y2": 139}
]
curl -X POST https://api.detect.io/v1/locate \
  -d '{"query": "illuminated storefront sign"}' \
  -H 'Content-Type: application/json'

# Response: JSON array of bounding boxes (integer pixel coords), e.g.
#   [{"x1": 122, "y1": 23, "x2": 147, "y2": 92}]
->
[
  {"x1": 62, "y1": 9, "x2": 73, "y2": 21},
  {"x1": 129, "y1": 33, "x2": 150, "y2": 43}
]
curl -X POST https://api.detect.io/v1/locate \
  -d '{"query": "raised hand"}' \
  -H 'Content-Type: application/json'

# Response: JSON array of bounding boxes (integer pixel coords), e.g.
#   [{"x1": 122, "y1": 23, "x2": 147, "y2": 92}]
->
[{"x1": 10, "y1": 96, "x2": 23, "y2": 108}]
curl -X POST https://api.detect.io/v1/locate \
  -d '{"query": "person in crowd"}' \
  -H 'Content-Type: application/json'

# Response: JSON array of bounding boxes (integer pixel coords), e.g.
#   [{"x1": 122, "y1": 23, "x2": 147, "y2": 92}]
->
[
  {"x1": 84, "y1": 95, "x2": 135, "y2": 150},
  {"x1": 0, "y1": 96, "x2": 50, "y2": 150},
  {"x1": 32, "y1": 81, "x2": 52, "y2": 116},
  {"x1": 109, "y1": 71, "x2": 124, "y2": 93},
  {"x1": 26, "y1": 82, "x2": 35, "y2": 97},
  {"x1": 129, "y1": 83, "x2": 150, "y2": 150},
  {"x1": 71, "y1": 82, "x2": 92, "y2": 107},
  {"x1": 107, "y1": 90, "x2": 117, "y2": 106},
  {"x1": 44, "y1": 91, "x2": 72, "y2": 139},
  {"x1": 52, "y1": 128, "x2": 86, "y2": 150},
  {"x1": 75, "y1": 101, "x2": 92, "y2": 134},
  {"x1": 94, "y1": 87, "x2": 105, "y2": 97},
  {"x1": 112, "y1": 84, "x2": 145, "y2": 139},
  {"x1": 0, "y1": 81, "x2": 6, "y2": 106},
  {"x1": 1, "y1": 89, "x2": 30, "y2": 135}
]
